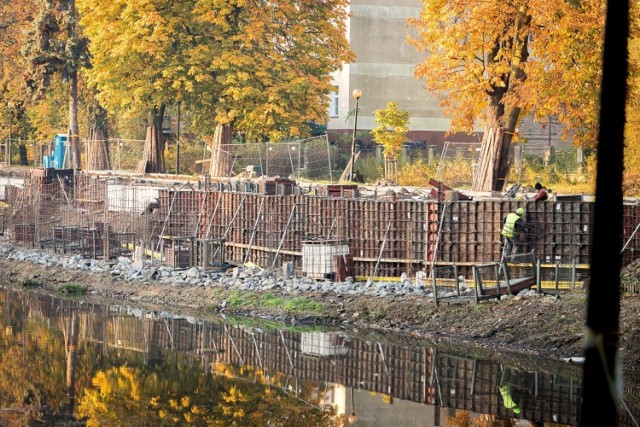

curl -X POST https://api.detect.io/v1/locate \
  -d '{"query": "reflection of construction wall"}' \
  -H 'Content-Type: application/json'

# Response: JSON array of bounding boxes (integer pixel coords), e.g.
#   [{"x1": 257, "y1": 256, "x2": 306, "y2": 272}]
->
[
  {"x1": 301, "y1": 332, "x2": 349, "y2": 357},
  {"x1": 19, "y1": 292, "x2": 635, "y2": 427},
  {"x1": 432, "y1": 352, "x2": 582, "y2": 426}
]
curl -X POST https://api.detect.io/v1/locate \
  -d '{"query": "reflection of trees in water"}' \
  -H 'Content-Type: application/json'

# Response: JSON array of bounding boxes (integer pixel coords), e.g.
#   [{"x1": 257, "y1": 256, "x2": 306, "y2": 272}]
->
[
  {"x1": 0, "y1": 289, "x2": 91, "y2": 425},
  {"x1": 0, "y1": 289, "x2": 339, "y2": 426},
  {"x1": 75, "y1": 363, "x2": 339, "y2": 426},
  {"x1": 1, "y1": 289, "x2": 639, "y2": 426}
]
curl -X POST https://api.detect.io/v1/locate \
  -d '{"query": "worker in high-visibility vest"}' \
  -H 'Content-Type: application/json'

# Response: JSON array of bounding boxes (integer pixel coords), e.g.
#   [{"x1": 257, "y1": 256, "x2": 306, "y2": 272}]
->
[
  {"x1": 501, "y1": 207, "x2": 525, "y2": 255},
  {"x1": 499, "y1": 384, "x2": 522, "y2": 415}
]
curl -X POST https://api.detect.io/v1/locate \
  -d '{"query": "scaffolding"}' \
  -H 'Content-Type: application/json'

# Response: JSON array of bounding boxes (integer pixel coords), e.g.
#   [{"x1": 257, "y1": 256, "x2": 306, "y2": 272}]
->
[{"x1": 3, "y1": 170, "x2": 640, "y2": 282}]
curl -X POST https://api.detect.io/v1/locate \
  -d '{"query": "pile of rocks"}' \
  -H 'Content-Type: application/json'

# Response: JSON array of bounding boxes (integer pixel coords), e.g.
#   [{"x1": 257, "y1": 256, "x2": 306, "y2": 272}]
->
[{"x1": 0, "y1": 243, "x2": 543, "y2": 301}]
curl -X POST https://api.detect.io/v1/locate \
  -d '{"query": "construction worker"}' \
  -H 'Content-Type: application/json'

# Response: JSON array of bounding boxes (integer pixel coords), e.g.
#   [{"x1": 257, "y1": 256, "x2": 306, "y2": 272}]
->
[
  {"x1": 499, "y1": 384, "x2": 522, "y2": 415},
  {"x1": 501, "y1": 207, "x2": 525, "y2": 255},
  {"x1": 532, "y1": 182, "x2": 549, "y2": 202}
]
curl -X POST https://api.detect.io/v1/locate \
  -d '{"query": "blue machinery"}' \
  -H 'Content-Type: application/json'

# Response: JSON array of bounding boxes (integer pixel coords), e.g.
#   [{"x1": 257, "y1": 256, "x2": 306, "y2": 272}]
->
[{"x1": 42, "y1": 134, "x2": 69, "y2": 169}]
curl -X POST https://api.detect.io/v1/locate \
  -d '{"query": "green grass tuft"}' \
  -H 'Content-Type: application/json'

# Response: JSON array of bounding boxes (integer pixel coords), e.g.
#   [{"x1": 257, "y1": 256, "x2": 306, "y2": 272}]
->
[
  {"x1": 224, "y1": 290, "x2": 326, "y2": 314},
  {"x1": 20, "y1": 278, "x2": 43, "y2": 288},
  {"x1": 55, "y1": 283, "x2": 87, "y2": 296}
]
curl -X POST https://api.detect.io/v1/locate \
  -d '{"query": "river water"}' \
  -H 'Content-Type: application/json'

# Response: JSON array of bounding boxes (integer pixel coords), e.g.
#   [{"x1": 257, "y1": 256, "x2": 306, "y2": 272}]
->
[{"x1": 0, "y1": 286, "x2": 638, "y2": 426}]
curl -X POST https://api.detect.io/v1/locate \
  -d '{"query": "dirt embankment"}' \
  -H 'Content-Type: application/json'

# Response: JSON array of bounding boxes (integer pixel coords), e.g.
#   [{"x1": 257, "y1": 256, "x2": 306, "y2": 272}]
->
[{"x1": 2, "y1": 257, "x2": 640, "y2": 381}]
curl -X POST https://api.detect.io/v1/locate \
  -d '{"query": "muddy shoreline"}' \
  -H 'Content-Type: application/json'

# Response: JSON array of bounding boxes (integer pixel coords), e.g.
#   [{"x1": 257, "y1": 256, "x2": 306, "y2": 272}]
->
[{"x1": 1, "y1": 255, "x2": 639, "y2": 383}]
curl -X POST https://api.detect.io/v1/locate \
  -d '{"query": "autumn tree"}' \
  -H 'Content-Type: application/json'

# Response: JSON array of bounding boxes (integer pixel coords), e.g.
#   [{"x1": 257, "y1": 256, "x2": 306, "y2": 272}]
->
[
  {"x1": 77, "y1": 1, "x2": 202, "y2": 173},
  {"x1": 23, "y1": 0, "x2": 89, "y2": 169},
  {"x1": 0, "y1": 0, "x2": 38, "y2": 165},
  {"x1": 188, "y1": 0, "x2": 353, "y2": 177},
  {"x1": 410, "y1": 0, "x2": 605, "y2": 192},
  {"x1": 371, "y1": 102, "x2": 410, "y2": 182},
  {"x1": 625, "y1": 0, "x2": 640, "y2": 195},
  {"x1": 78, "y1": 0, "x2": 351, "y2": 175}
]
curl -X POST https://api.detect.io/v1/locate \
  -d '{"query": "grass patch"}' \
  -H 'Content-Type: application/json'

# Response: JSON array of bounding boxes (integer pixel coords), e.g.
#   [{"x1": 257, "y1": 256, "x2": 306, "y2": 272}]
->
[
  {"x1": 224, "y1": 290, "x2": 326, "y2": 314},
  {"x1": 564, "y1": 293, "x2": 587, "y2": 306},
  {"x1": 281, "y1": 297, "x2": 325, "y2": 312},
  {"x1": 226, "y1": 290, "x2": 258, "y2": 308},
  {"x1": 20, "y1": 278, "x2": 43, "y2": 288},
  {"x1": 55, "y1": 283, "x2": 87, "y2": 296}
]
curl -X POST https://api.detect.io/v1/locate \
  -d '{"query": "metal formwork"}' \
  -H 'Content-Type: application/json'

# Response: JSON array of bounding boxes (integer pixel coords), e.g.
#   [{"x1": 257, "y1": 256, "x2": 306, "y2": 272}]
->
[{"x1": 5, "y1": 171, "x2": 640, "y2": 282}]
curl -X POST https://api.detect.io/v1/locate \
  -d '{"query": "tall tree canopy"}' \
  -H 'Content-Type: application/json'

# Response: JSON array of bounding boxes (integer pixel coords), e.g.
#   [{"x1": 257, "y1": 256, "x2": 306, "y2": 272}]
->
[
  {"x1": 77, "y1": 0, "x2": 201, "y2": 172},
  {"x1": 190, "y1": 0, "x2": 352, "y2": 142},
  {"x1": 0, "y1": 0, "x2": 37, "y2": 152},
  {"x1": 625, "y1": 0, "x2": 640, "y2": 194},
  {"x1": 77, "y1": 0, "x2": 352, "y2": 174},
  {"x1": 409, "y1": 0, "x2": 605, "y2": 191}
]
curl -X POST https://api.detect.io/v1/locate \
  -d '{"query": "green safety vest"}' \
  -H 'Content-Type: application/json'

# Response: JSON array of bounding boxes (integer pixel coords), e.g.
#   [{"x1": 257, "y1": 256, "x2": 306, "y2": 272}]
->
[
  {"x1": 501, "y1": 212, "x2": 521, "y2": 238},
  {"x1": 499, "y1": 385, "x2": 522, "y2": 414}
]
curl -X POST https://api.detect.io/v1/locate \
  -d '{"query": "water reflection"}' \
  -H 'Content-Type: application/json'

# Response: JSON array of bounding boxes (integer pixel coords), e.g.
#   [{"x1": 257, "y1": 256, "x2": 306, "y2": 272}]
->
[{"x1": 0, "y1": 286, "x2": 638, "y2": 426}]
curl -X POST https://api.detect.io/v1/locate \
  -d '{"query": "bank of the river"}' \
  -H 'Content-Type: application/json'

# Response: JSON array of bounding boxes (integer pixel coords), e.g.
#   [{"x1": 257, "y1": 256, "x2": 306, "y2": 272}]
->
[{"x1": 1, "y1": 244, "x2": 639, "y2": 382}]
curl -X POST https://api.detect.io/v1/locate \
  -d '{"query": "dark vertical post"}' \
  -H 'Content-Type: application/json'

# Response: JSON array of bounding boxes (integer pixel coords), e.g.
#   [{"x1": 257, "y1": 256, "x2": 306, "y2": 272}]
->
[
  {"x1": 349, "y1": 89, "x2": 362, "y2": 181},
  {"x1": 582, "y1": 1, "x2": 628, "y2": 426},
  {"x1": 7, "y1": 108, "x2": 12, "y2": 166},
  {"x1": 175, "y1": 102, "x2": 180, "y2": 175}
]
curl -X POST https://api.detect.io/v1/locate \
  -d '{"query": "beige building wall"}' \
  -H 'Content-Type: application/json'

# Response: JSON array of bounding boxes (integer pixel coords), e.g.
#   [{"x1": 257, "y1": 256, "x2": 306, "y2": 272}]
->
[
  {"x1": 328, "y1": 0, "x2": 449, "y2": 134},
  {"x1": 328, "y1": 1, "x2": 570, "y2": 150}
]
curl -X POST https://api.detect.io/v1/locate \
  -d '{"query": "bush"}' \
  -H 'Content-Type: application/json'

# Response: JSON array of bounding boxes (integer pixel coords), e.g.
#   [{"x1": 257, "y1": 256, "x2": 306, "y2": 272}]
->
[
  {"x1": 356, "y1": 155, "x2": 383, "y2": 183},
  {"x1": 397, "y1": 159, "x2": 433, "y2": 186}
]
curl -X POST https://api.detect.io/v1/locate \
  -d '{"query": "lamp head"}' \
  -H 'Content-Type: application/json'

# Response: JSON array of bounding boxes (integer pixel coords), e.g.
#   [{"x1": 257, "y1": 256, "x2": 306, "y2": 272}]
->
[{"x1": 352, "y1": 89, "x2": 363, "y2": 100}]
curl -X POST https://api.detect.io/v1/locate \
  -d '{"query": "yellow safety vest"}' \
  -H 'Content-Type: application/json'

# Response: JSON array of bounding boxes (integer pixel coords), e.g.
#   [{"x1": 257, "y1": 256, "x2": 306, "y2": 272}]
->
[{"x1": 501, "y1": 213, "x2": 521, "y2": 238}]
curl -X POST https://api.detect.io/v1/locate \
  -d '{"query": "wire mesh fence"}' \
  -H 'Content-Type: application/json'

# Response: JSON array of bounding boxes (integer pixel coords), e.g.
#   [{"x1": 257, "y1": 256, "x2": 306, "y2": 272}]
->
[
  {"x1": 215, "y1": 135, "x2": 336, "y2": 180},
  {"x1": 435, "y1": 141, "x2": 481, "y2": 188}
]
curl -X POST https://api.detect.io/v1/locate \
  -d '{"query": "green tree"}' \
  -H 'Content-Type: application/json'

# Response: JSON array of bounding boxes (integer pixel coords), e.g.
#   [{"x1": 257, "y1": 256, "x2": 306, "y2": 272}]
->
[
  {"x1": 409, "y1": 0, "x2": 605, "y2": 192},
  {"x1": 371, "y1": 102, "x2": 410, "y2": 182}
]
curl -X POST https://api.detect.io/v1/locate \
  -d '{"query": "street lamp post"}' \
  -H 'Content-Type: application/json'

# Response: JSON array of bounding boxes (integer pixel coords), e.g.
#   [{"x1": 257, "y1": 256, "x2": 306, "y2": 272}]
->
[
  {"x1": 175, "y1": 101, "x2": 181, "y2": 175},
  {"x1": 349, "y1": 89, "x2": 363, "y2": 182}
]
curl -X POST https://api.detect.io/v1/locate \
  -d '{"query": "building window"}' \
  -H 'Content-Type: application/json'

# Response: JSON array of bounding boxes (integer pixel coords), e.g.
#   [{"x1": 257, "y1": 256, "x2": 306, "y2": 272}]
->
[{"x1": 329, "y1": 90, "x2": 339, "y2": 118}]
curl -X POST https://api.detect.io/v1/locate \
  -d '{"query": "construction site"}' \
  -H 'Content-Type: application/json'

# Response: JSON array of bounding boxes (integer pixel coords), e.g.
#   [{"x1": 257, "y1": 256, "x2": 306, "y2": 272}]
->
[{"x1": 0, "y1": 153, "x2": 639, "y2": 293}]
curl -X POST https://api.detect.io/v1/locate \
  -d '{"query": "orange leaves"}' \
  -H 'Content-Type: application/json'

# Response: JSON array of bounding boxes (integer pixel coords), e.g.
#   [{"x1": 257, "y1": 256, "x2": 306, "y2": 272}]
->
[
  {"x1": 410, "y1": 0, "x2": 606, "y2": 148},
  {"x1": 409, "y1": 0, "x2": 531, "y2": 132}
]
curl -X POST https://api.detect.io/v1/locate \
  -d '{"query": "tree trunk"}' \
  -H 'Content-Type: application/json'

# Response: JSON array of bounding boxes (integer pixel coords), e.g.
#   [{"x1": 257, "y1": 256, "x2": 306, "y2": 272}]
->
[
  {"x1": 86, "y1": 126, "x2": 110, "y2": 170},
  {"x1": 137, "y1": 106, "x2": 166, "y2": 173},
  {"x1": 65, "y1": 313, "x2": 79, "y2": 413},
  {"x1": 86, "y1": 102, "x2": 110, "y2": 170},
  {"x1": 209, "y1": 124, "x2": 233, "y2": 178},
  {"x1": 68, "y1": 69, "x2": 80, "y2": 169},
  {"x1": 384, "y1": 154, "x2": 398, "y2": 183},
  {"x1": 472, "y1": 104, "x2": 521, "y2": 192},
  {"x1": 68, "y1": 0, "x2": 81, "y2": 170},
  {"x1": 472, "y1": 13, "x2": 530, "y2": 192},
  {"x1": 19, "y1": 144, "x2": 28, "y2": 166}
]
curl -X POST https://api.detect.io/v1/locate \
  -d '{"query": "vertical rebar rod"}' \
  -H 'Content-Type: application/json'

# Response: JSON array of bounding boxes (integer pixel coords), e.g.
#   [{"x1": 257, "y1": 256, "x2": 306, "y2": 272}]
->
[
  {"x1": 271, "y1": 205, "x2": 296, "y2": 269},
  {"x1": 243, "y1": 197, "x2": 266, "y2": 265}
]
